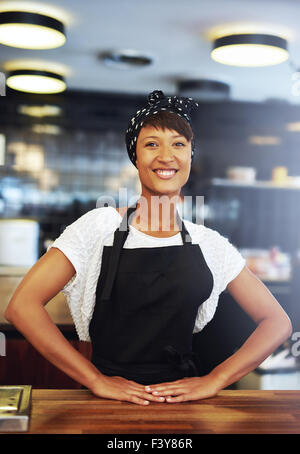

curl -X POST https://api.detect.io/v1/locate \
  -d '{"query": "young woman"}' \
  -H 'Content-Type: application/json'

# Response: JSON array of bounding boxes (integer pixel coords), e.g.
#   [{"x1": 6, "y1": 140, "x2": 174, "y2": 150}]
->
[{"x1": 5, "y1": 90, "x2": 292, "y2": 406}]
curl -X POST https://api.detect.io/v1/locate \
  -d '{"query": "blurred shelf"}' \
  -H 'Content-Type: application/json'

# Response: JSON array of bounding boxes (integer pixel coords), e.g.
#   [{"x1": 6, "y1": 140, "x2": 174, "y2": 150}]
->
[{"x1": 211, "y1": 178, "x2": 300, "y2": 190}]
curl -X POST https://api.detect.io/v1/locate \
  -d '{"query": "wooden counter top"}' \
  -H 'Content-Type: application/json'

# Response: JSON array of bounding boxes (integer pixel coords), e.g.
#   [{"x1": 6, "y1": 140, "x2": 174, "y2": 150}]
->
[{"x1": 20, "y1": 389, "x2": 300, "y2": 434}]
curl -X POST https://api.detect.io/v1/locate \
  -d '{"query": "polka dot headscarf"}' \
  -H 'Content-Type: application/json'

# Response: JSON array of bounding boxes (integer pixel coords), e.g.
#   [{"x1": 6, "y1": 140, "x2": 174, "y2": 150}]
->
[{"x1": 125, "y1": 89, "x2": 199, "y2": 167}]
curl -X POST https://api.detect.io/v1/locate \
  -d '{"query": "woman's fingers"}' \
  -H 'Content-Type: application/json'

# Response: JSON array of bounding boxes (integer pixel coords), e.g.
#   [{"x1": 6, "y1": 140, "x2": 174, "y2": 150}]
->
[
  {"x1": 110, "y1": 377, "x2": 166, "y2": 403},
  {"x1": 164, "y1": 395, "x2": 187, "y2": 403},
  {"x1": 130, "y1": 389, "x2": 166, "y2": 403},
  {"x1": 152, "y1": 388, "x2": 184, "y2": 397},
  {"x1": 145, "y1": 380, "x2": 183, "y2": 392},
  {"x1": 146, "y1": 380, "x2": 182, "y2": 389},
  {"x1": 145, "y1": 383, "x2": 183, "y2": 393},
  {"x1": 121, "y1": 381, "x2": 165, "y2": 402},
  {"x1": 126, "y1": 394, "x2": 151, "y2": 406}
]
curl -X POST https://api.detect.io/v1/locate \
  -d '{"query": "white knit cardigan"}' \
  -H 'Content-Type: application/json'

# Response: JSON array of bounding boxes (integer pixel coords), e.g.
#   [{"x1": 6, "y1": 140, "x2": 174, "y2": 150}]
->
[{"x1": 48, "y1": 207, "x2": 246, "y2": 341}]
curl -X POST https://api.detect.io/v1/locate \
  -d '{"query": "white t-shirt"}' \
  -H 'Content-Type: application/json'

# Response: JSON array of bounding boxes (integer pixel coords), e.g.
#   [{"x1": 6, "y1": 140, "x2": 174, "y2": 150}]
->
[{"x1": 47, "y1": 206, "x2": 246, "y2": 341}]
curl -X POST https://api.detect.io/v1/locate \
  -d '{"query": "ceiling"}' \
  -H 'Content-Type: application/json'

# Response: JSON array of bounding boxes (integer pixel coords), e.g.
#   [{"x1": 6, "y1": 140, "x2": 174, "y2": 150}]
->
[{"x1": 1, "y1": 0, "x2": 300, "y2": 104}]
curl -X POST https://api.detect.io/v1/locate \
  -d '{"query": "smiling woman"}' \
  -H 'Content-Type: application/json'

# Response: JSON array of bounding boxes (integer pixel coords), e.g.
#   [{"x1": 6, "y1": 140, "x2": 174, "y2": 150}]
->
[
  {"x1": 136, "y1": 125, "x2": 191, "y2": 200},
  {"x1": 5, "y1": 90, "x2": 292, "y2": 406}
]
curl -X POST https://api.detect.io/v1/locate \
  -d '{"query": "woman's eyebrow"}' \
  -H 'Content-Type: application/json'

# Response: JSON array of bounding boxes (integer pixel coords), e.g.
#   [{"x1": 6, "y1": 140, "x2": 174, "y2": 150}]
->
[
  {"x1": 143, "y1": 136, "x2": 159, "y2": 140},
  {"x1": 142, "y1": 134, "x2": 184, "y2": 141}
]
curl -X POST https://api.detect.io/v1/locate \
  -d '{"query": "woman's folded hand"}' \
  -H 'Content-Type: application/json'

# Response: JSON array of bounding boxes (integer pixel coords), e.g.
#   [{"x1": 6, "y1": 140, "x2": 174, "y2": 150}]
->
[
  {"x1": 144, "y1": 375, "x2": 222, "y2": 403},
  {"x1": 88, "y1": 374, "x2": 167, "y2": 406}
]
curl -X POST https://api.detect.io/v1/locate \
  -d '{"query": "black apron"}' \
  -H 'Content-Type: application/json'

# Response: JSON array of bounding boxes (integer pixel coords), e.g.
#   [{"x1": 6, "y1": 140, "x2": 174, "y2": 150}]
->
[{"x1": 89, "y1": 203, "x2": 214, "y2": 385}]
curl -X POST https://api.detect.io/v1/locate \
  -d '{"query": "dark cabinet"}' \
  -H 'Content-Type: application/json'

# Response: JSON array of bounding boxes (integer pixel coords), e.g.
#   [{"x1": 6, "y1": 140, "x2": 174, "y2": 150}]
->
[{"x1": 0, "y1": 326, "x2": 92, "y2": 388}]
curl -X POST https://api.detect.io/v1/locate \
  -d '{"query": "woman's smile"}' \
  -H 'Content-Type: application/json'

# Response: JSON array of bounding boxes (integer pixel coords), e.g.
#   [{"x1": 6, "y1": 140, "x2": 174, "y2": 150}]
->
[{"x1": 152, "y1": 168, "x2": 179, "y2": 180}]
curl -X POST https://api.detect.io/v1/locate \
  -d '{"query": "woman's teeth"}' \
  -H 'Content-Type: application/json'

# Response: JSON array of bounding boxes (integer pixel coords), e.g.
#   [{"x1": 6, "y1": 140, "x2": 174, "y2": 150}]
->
[
  {"x1": 154, "y1": 169, "x2": 177, "y2": 175},
  {"x1": 153, "y1": 169, "x2": 178, "y2": 179}
]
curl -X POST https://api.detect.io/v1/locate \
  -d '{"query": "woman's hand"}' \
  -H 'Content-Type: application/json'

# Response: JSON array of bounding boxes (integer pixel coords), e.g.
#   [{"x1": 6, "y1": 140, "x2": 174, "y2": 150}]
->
[
  {"x1": 88, "y1": 374, "x2": 167, "y2": 406},
  {"x1": 144, "y1": 375, "x2": 222, "y2": 403}
]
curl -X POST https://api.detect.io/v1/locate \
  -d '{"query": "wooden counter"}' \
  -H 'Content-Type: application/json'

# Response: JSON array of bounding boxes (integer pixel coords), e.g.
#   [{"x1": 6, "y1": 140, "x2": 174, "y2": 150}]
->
[{"x1": 19, "y1": 389, "x2": 300, "y2": 434}]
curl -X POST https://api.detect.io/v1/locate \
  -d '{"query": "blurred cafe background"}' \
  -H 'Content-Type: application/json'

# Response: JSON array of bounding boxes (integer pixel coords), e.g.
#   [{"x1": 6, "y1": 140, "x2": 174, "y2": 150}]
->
[{"x1": 1, "y1": 0, "x2": 300, "y2": 390}]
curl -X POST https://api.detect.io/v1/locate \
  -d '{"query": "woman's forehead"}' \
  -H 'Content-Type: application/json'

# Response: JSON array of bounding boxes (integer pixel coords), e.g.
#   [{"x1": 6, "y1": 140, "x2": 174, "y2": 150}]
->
[{"x1": 138, "y1": 125, "x2": 184, "y2": 139}]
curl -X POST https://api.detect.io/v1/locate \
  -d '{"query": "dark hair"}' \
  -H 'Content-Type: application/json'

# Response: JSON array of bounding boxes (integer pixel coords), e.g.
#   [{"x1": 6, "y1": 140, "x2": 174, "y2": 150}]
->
[{"x1": 141, "y1": 110, "x2": 194, "y2": 143}]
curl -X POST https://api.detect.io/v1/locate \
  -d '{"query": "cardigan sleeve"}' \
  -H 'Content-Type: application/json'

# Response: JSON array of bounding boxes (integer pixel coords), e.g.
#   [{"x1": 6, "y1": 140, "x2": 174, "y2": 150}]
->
[
  {"x1": 46, "y1": 208, "x2": 106, "y2": 296},
  {"x1": 218, "y1": 235, "x2": 246, "y2": 294},
  {"x1": 45, "y1": 207, "x2": 121, "y2": 341},
  {"x1": 47, "y1": 223, "x2": 86, "y2": 295},
  {"x1": 45, "y1": 208, "x2": 101, "y2": 300}
]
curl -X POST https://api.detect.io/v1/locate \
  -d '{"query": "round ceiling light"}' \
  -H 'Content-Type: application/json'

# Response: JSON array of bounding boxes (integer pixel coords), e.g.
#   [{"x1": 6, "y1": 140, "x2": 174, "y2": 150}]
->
[
  {"x1": 211, "y1": 34, "x2": 289, "y2": 67},
  {"x1": 6, "y1": 69, "x2": 66, "y2": 94},
  {"x1": 0, "y1": 11, "x2": 66, "y2": 49}
]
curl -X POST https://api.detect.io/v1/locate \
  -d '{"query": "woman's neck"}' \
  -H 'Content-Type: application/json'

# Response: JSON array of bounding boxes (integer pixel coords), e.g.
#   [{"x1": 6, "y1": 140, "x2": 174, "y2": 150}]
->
[{"x1": 131, "y1": 193, "x2": 181, "y2": 237}]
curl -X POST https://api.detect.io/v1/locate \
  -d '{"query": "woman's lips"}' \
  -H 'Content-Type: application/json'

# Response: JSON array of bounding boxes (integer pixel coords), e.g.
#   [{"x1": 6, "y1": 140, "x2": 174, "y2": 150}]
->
[{"x1": 152, "y1": 169, "x2": 178, "y2": 180}]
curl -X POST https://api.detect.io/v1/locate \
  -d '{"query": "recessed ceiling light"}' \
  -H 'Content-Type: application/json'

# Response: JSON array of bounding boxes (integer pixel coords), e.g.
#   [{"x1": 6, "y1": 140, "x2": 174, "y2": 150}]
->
[
  {"x1": 211, "y1": 34, "x2": 289, "y2": 67},
  {"x1": 99, "y1": 49, "x2": 153, "y2": 69},
  {"x1": 7, "y1": 69, "x2": 66, "y2": 94},
  {"x1": 0, "y1": 10, "x2": 66, "y2": 49}
]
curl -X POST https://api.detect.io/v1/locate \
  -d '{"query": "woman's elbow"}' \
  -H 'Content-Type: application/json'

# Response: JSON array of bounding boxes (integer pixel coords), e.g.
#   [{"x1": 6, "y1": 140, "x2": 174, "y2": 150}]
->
[
  {"x1": 4, "y1": 306, "x2": 10, "y2": 322},
  {"x1": 4, "y1": 294, "x2": 28, "y2": 324},
  {"x1": 284, "y1": 316, "x2": 293, "y2": 339},
  {"x1": 4, "y1": 299, "x2": 20, "y2": 323},
  {"x1": 4, "y1": 305, "x2": 14, "y2": 323},
  {"x1": 277, "y1": 312, "x2": 293, "y2": 341}
]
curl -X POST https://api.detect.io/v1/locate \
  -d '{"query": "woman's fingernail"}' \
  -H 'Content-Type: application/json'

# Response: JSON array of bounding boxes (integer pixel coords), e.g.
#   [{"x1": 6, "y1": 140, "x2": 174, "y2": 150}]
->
[{"x1": 145, "y1": 386, "x2": 151, "y2": 392}]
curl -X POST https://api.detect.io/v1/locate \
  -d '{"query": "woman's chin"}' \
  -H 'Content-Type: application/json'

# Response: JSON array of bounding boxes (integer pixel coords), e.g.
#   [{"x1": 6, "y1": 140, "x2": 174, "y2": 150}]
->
[{"x1": 149, "y1": 183, "x2": 181, "y2": 197}]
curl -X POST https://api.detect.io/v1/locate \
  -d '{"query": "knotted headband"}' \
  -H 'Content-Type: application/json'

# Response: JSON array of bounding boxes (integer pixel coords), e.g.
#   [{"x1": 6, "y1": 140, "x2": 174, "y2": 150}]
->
[{"x1": 125, "y1": 90, "x2": 199, "y2": 167}]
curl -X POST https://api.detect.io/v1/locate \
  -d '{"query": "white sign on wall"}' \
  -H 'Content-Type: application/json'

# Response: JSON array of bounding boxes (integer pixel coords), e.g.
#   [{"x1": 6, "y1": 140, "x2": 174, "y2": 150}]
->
[
  {"x1": 0, "y1": 72, "x2": 5, "y2": 96},
  {"x1": 0, "y1": 134, "x2": 5, "y2": 165}
]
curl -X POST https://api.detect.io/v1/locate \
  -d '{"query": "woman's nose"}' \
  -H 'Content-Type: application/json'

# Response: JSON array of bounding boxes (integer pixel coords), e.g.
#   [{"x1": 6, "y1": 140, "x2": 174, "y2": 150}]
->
[{"x1": 157, "y1": 145, "x2": 174, "y2": 161}]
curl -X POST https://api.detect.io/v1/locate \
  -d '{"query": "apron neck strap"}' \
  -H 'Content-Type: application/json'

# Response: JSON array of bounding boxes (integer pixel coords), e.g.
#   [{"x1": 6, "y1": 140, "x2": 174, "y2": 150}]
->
[{"x1": 121, "y1": 202, "x2": 191, "y2": 244}]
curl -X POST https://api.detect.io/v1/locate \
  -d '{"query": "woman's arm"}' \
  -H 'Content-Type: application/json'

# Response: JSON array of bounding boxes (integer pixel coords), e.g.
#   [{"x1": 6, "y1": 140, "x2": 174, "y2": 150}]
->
[
  {"x1": 5, "y1": 248, "x2": 163, "y2": 405},
  {"x1": 208, "y1": 265, "x2": 292, "y2": 388},
  {"x1": 5, "y1": 248, "x2": 103, "y2": 387},
  {"x1": 145, "y1": 265, "x2": 293, "y2": 402}
]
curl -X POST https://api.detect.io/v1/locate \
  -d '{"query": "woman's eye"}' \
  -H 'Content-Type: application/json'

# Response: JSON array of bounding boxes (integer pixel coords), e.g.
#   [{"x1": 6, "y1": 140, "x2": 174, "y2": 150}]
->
[
  {"x1": 174, "y1": 142, "x2": 185, "y2": 147},
  {"x1": 145, "y1": 142, "x2": 157, "y2": 147}
]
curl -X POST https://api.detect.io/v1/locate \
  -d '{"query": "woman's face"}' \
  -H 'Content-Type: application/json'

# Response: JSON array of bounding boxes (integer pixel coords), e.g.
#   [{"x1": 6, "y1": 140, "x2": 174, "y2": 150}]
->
[{"x1": 135, "y1": 125, "x2": 192, "y2": 198}]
